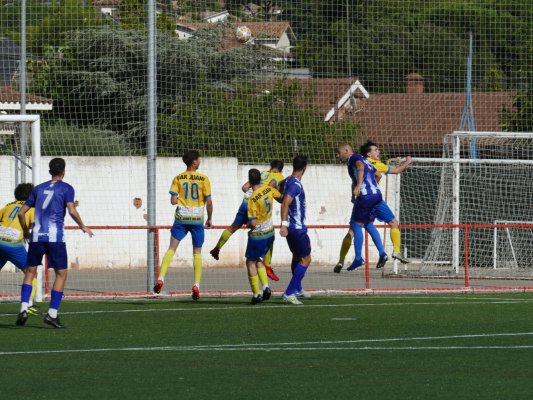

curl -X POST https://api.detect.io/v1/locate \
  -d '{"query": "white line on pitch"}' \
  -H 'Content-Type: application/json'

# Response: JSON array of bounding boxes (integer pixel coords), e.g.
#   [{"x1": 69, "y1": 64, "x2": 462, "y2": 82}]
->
[
  {"x1": 2, "y1": 332, "x2": 533, "y2": 356},
  {"x1": 1, "y1": 298, "x2": 533, "y2": 318}
]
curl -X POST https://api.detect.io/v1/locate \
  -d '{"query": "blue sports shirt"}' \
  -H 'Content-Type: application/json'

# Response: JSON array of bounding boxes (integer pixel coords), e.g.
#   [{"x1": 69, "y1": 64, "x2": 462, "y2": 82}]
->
[
  {"x1": 347, "y1": 154, "x2": 381, "y2": 196},
  {"x1": 279, "y1": 176, "x2": 306, "y2": 230},
  {"x1": 25, "y1": 180, "x2": 75, "y2": 243}
]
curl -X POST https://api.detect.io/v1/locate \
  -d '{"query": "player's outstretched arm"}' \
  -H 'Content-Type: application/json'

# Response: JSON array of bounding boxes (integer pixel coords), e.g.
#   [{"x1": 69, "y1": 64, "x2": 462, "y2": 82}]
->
[
  {"x1": 389, "y1": 156, "x2": 413, "y2": 174},
  {"x1": 67, "y1": 202, "x2": 94, "y2": 237}
]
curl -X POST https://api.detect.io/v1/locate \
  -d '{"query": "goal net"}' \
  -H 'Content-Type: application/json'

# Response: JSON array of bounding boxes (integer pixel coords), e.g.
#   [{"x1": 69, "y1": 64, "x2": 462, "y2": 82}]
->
[
  {"x1": 401, "y1": 132, "x2": 533, "y2": 278},
  {"x1": 1, "y1": 1, "x2": 533, "y2": 299},
  {"x1": 493, "y1": 221, "x2": 533, "y2": 271}
]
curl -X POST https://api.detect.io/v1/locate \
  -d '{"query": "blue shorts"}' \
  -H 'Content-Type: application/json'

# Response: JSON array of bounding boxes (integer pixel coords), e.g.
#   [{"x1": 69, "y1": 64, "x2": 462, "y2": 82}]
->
[
  {"x1": 232, "y1": 201, "x2": 248, "y2": 226},
  {"x1": 27, "y1": 242, "x2": 68, "y2": 270},
  {"x1": 375, "y1": 200, "x2": 395, "y2": 223},
  {"x1": 351, "y1": 193, "x2": 383, "y2": 224},
  {"x1": 0, "y1": 241, "x2": 28, "y2": 271},
  {"x1": 245, "y1": 235, "x2": 274, "y2": 261},
  {"x1": 171, "y1": 222, "x2": 205, "y2": 248},
  {"x1": 286, "y1": 228, "x2": 311, "y2": 258}
]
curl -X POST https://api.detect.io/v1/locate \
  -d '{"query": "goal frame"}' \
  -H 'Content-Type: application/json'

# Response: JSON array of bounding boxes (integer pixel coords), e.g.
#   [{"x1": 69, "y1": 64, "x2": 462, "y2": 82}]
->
[
  {"x1": 413, "y1": 131, "x2": 533, "y2": 272},
  {"x1": 0, "y1": 114, "x2": 43, "y2": 300}
]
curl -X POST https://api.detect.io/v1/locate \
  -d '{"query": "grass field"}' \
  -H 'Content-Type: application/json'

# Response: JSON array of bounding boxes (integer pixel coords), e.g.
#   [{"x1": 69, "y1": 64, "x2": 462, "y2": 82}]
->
[{"x1": 1, "y1": 294, "x2": 533, "y2": 399}]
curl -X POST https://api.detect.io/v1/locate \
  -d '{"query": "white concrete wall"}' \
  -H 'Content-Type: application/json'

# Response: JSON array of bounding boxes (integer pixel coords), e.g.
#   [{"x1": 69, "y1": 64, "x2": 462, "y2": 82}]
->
[{"x1": 1, "y1": 156, "x2": 397, "y2": 269}]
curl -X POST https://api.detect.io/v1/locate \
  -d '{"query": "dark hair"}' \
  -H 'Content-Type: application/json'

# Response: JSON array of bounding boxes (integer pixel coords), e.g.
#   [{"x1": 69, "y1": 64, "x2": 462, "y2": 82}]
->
[
  {"x1": 182, "y1": 150, "x2": 200, "y2": 167},
  {"x1": 359, "y1": 141, "x2": 378, "y2": 157},
  {"x1": 270, "y1": 160, "x2": 284, "y2": 172},
  {"x1": 14, "y1": 183, "x2": 33, "y2": 201},
  {"x1": 292, "y1": 155, "x2": 308, "y2": 172},
  {"x1": 248, "y1": 168, "x2": 261, "y2": 186},
  {"x1": 49, "y1": 157, "x2": 65, "y2": 176}
]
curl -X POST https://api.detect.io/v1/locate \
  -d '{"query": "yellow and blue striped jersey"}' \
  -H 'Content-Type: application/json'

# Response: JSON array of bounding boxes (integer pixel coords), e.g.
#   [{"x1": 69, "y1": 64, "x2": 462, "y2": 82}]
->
[
  {"x1": 170, "y1": 171, "x2": 212, "y2": 224},
  {"x1": 0, "y1": 201, "x2": 35, "y2": 243},
  {"x1": 247, "y1": 185, "x2": 281, "y2": 238},
  {"x1": 367, "y1": 157, "x2": 391, "y2": 175}
]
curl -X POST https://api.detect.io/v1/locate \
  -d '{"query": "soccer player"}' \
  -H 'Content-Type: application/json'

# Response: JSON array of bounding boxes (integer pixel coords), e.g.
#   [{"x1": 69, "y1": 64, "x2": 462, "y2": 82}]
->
[
  {"x1": 245, "y1": 168, "x2": 280, "y2": 304},
  {"x1": 0, "y1": 183, "x2": 40, "y2": 315},
  {"x1": 336, "y1": 144, "x2": 383, "y2": 272},
  {"x1": 16, "y1": 158, "x2": 94, "y2": 328},
  {"x1": 153, "y1": 150, "x2": 213, "y2": 300},
  {"x1": 279, "y1": 155, "x2": 311, "y2": 305},
  {"x1": 210, "y1": 160, "x2": 284, "y2": 281},
  {"x1": 334, "y1": 142, "x2": 412, "y2": 272}
]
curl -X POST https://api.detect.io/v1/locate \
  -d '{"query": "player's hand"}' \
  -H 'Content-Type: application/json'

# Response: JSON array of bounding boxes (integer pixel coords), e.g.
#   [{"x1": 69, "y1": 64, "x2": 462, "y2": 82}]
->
[
  {"x1": 23, "y1": 229, "x2": 30, "y2": 241},
  {"x1": 82, "y1": 226, "x2": 94, "y2": 237},
  {"x1": 353, "y1": 185, "x2": 361, "y2": 198},
  {"x1": 204, "y1": 219, "x2": 212, "y2": 228},
  {"x1": 404, "y1": 156, "x2": 413, "y2": 165},
  {"x1": 280, "y1": 226, "x2": 288, "y2": 237}
]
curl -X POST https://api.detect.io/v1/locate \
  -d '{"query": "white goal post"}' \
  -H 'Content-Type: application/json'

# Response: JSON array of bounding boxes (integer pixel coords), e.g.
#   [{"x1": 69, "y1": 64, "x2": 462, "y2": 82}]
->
[
  {"x1": 0, "y1": 114, "x2": 43, "y2": 301},
  {"x1": 411, "y1": 131, "x2": 533, "y2": 274},
  {"x1": 0, "y1": 114, "x2": 42, "y2": 184}
]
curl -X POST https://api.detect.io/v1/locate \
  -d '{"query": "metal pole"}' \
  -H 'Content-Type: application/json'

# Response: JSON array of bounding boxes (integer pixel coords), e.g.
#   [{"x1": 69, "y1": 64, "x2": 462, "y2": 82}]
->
[
  {"x1": 18, "y1": 0, "x2": 28, "y2": 184},
  {"x1": 146, "y1": 0, "x2": 157, "y2": 290},
  {"x1": 452, "y1": 136, "x2": 460, "y2": 273}
]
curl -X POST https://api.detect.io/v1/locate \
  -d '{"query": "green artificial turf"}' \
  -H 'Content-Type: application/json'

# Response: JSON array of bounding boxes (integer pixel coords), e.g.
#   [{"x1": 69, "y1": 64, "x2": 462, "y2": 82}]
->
[{"x1": 1, "y1": 294, "x2": 532, "y2": 399}]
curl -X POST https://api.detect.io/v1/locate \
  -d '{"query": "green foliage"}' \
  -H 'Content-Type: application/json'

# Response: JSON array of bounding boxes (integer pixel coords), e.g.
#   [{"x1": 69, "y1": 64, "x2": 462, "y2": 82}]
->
[
  {"x1": 119, "y1": 0, "x2": 176, "y2": 34},
  {"x1": 500, "y1": 91, "x2": 533, "y2": 132},
  {"x1": 25, "y1": 0, "x2": 105, "y2": 55},
  {"x1": 42, "y1": 121, "x2": 134, "y2": 156},
  {"x1": 158, "y1": 81, "x2": 363, "y2": 163}
]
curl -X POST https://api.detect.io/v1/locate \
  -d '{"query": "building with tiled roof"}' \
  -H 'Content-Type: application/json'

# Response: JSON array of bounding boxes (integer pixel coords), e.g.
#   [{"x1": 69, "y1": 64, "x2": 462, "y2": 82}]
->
[
  {"x1": 326, "y1": 75, "x2": 515, "y2": 157},
  {"x1": 0, "y1": 86, "x2": 53, "y2": 111},
  {"x1": 175, "y1": 21, "x2": 295, "y2": 57}
]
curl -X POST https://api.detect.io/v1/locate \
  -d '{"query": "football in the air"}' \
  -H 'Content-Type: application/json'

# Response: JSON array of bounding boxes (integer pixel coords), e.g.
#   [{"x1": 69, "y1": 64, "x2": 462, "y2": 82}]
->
[{"x1": 235, "y1": 25, "x2": 252, "y2": 43}]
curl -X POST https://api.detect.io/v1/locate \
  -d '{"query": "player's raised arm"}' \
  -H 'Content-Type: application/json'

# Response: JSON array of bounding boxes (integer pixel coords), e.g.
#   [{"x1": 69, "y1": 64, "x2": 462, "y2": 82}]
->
[{"x1": 388, "y1": 156, "x2": 413, "y2": 174}]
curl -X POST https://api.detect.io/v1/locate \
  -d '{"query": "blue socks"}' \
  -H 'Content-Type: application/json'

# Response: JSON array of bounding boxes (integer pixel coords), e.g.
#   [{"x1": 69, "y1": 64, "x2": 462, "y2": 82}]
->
[
  {"x1": 365, "y1": 222, "x2": 386, "y2": 256},
  {"x1": 50, "y1": 290, "x2": 64, "y2": 311},
  {"x1": 285, "y1": 263, "x2": 307, "y2": 295},
  {"x1": 351, "y1": 222, "x2": 364, "y2": 261},
  {"x1": 21, "y1": 283, "x2": 32, "y2": 303}
]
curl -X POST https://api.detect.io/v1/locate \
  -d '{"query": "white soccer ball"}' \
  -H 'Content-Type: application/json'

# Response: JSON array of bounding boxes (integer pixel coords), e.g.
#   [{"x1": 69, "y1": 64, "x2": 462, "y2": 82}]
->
[{"x1": 235, "y1": 25, "x2": 252, "y2": 43}]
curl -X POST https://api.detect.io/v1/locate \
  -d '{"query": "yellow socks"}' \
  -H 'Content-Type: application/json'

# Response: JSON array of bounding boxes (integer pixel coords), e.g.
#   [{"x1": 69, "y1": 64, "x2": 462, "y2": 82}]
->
[
  {"x1": 391, "y1": 228, "x2": 401, "y2": 253},
  {"x1": 257, "y1": 266, "x2": 268, "y2": 288},
  {"x1": 158, "y1": 249, "x2": 175, "y2": 280},
  {"x1": 339, "y1": 233, "x2": 352, "y2": 262},
  {"x1": 215, "y1": 229, "x2": 233, "y2": 250},
  {"x1": 248, "y1": 275, "x2": 260, "y2": 295},
  {"x1": 193, "y1": 253, "x2": 202, "y2": 284}
]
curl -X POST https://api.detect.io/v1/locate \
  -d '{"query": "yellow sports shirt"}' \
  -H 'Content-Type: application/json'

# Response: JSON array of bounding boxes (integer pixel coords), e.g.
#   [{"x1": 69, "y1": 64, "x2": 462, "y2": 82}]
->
[
  {"x1": 367, "y1": 157, "x2": 391, "y2": 175},
  {"x1": 0, "y1": 201, "x2": 35, "y2": 243},
  {"x1": 247, "y1": 186, "x2": 281, "y2": 238},
  {"x1": 169, "y1": 171, "x2": 211, "y2": 224}
]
